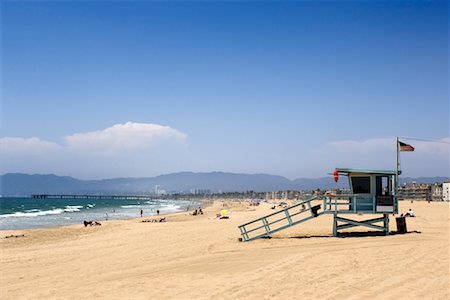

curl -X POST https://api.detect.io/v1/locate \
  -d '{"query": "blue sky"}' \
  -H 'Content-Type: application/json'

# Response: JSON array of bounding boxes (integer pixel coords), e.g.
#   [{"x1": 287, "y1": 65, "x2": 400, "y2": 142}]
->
[{"x1": 1, "y1": 1, "x2": 449, "y2": 179}]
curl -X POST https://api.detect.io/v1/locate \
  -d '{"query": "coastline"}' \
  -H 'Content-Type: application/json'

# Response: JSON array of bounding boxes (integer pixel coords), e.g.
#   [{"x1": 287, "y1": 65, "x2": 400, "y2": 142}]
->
[
  {"x1": 1, "y1": 200, "x2": 449, "y2": 299},
  {"x1": 0, "y1": 197, "x2": 197, "y2": 231}
]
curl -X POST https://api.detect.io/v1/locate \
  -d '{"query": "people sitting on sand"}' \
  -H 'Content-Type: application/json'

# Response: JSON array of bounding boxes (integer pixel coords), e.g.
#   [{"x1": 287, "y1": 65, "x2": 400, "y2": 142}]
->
[
  {"x1": 405, "y1": 209, "x2": 415, "y2": 217},
  {"x1": 271, "y1": 206, "x2": 276, "y2": 209},
  {"x1": 212, "y1": 212, "x2": 229, "y2": 220},
  {"x1": 159, "y1": 217, "x2": 166, "y2": 222},
  {"x1": 84, "y1": 220, "x2": 101, "y2": 227},
  {"x1": 190, "y1": 208, "x2": 203, "y2": 216},
  {"x1": 142, "y1": 219, "x2": 158, "y2": 223}
]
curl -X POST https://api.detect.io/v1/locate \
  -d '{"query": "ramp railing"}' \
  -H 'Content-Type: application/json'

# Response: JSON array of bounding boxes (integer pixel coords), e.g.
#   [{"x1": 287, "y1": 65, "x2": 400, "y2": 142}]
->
[{"x1": 238, "y1": 196, "x2": 323, "y2": 242}]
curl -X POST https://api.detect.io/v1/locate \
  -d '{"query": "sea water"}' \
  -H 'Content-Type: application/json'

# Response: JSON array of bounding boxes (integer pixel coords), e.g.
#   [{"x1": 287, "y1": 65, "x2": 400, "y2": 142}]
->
[{"x1": 0, "y1": 197, "x2": 194, "y2": 230}]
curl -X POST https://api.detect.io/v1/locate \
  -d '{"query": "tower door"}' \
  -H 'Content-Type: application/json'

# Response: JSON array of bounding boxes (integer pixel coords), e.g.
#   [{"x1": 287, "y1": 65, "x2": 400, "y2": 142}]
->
[{"x1": 376, "y1": 176, "x2": 394, "y2": 212}]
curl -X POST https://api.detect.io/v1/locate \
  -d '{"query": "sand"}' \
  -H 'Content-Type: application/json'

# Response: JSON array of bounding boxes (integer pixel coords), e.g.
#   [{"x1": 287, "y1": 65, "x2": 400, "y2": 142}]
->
[{"x1": 1, "y1": 200, "x2": 449, "y2": 299}]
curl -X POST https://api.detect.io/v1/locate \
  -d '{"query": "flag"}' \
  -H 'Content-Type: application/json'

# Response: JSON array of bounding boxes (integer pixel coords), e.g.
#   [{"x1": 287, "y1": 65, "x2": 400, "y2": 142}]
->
[{"x1": 399, "y1": 141, "x2": 414, "y2": 152}]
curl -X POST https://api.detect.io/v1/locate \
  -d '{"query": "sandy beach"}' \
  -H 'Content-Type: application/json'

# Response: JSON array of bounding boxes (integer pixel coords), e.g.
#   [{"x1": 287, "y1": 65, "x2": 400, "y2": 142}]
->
[{"x1": 1, "y1": 200, "x2": 448, "y2": 299}]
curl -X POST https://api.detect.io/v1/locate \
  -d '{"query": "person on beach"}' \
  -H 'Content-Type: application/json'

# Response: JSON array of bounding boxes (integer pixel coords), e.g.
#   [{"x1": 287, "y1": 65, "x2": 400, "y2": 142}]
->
[
  {"x1": 105, "y1": 213, "x2": 108, "y2": 220},
  {"x1": 140, "y1": 209, "x2": 143, "y2": 217},
  {"x1": 405, "y1": 209, "x2": 415, "y2": 217},
  {"x1": 157, "y1": 209, "x2": 160, "y2": 215}
]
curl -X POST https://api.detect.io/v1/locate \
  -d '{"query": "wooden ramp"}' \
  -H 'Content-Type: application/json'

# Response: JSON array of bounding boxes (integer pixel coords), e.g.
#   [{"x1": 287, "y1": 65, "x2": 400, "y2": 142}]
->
[{"x1": 238, "y1": 197, "x2": 323, "y2": 242}]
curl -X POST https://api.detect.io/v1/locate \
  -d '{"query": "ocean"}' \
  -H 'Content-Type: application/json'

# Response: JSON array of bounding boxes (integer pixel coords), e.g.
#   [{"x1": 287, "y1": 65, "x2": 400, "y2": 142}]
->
[{"x1": 0, "y1": 196, "x2": 194, "y2": 230}]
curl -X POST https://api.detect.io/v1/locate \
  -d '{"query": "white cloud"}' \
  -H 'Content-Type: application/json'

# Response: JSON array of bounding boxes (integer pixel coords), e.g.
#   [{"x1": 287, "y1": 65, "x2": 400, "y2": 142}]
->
[
  {"x1": 328, "y1": 137, "x2": 393, "y2": 153},
  {"x1": 65, "y1": 122, "x2": 187, "y2": 153},
  {"x1": 0, "y1": 122, "x2": 189, "y2": 178},
  {"x1": 1, "y1": 130, "x2": 447, "y2": 178},
  {"x1": 406, "y1": 137, "x2": 449, "y2": 155},
  {"x1": 0, "y1": 137, "x2": 61, "y2": 154},
  {"x1": 325, "y1": 137, "x2": 449, "y2": 177},
  {"x1": 328, "y1": 137, "x2": 449, "y2": 155}
]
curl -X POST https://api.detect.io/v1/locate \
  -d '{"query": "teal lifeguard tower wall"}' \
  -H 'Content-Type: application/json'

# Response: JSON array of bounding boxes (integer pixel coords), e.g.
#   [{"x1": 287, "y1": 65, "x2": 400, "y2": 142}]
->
[{"x1": 238, "y1": 168, "x2": 398, "y2": 241}]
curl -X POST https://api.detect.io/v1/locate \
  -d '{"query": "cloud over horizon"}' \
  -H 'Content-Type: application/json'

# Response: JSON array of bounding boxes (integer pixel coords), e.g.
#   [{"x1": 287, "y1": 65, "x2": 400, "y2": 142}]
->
[
  {"x1": 0, "y1": 137, "x2": 62, "y2": 154},
  {"x1": 65, "y1": 122, "x2": 187, "y2": 154},
  {"x1": 325, "y1": 137, "x2": 449, "y2": 177},
  {"x1": 0, "y1": 122, "x2": 188, "y2": 178},
  {"x1": 328, "y1": 137, "x2": 449, "y2": 155},
  {"x1": 1, "y1": 129, "x2": 448, "y2": 179}
]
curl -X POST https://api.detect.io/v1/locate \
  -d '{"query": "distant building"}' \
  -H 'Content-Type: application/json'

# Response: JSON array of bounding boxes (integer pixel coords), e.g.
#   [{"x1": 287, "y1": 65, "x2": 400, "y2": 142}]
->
[
  {"x1": 399, "y1": 183, "x2": 431, "y2": 201},
  {"x1": 154, "y1": 185, "x2": 166, "y2": 195},
  {"x1": 443, "y1": 181, "x2": 450, "y2": 202},
  {"x1": 431, "y1": 183, "x2": 443, "y2": 201},
  {"x1": 190, "y1": 188, "x2": 211, "y2": 195}
]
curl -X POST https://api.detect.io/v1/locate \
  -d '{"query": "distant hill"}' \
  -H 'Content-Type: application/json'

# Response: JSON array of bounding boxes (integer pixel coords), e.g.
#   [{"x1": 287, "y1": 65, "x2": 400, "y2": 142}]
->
[{"x1": 0, "y1": 172, "x2": 448, "y2": 196}]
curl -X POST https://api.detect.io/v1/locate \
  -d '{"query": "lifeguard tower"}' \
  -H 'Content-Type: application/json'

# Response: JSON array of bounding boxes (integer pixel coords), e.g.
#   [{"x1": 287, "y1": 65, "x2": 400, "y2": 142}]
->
[{"x1": 238, "y1": 168, "x2": 398, "y2": 241}]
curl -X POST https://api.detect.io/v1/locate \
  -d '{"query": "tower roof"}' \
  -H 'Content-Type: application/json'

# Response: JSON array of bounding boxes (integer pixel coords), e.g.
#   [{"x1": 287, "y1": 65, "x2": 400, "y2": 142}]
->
[{"x1": 335, "y1": 168, "x2": 397, "y2": 176}]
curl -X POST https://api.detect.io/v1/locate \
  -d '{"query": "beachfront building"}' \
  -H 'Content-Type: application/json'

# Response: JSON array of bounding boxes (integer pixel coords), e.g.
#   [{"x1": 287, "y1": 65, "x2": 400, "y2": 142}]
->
[
  {"x1": 443, "y1": 181, "x2": 450, "y2": 201},
  {"x1": 399, "y1": 183, "x2": 431, "y2": 201},
  {"x1": 431, "y1": 183, "x2": 443, "y2": 201}
]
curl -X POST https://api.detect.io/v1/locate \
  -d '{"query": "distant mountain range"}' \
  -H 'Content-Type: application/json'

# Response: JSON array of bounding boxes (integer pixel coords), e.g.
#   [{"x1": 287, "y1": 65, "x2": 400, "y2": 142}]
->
[{"x1": 0, "y1": 172, "x2": 448, "y2": 196}]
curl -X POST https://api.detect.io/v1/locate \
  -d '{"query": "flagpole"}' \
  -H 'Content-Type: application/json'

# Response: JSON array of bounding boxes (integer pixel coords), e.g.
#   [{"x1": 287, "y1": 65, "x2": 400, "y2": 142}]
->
[{"x1": 396, "y1": 137, "x2": 399, "y2": 204}]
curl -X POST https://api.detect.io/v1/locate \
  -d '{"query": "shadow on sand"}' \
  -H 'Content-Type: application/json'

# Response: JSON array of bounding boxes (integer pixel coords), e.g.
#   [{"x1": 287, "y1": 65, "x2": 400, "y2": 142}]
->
[{"x1": 260, "y1": 230, "x2": 422, "y2": 240}]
